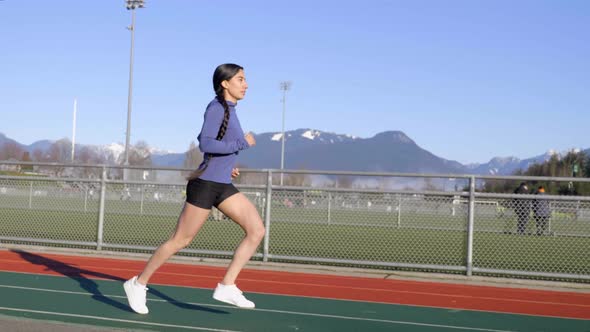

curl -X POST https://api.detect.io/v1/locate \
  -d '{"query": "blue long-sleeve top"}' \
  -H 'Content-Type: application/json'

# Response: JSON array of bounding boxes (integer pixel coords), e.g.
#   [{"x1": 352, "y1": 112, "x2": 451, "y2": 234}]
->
[{"x1": 196, "y1": 98, "x2": 250, "y2": 184}]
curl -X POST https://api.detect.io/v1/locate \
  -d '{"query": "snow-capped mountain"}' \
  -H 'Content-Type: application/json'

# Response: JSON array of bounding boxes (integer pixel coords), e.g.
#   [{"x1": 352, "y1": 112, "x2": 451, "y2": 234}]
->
[
  {"x1": 236, "y1": 129, "x2": 465, "y2": 173},
  {"x1": 466, "y1": 149, "x2": 582, "y2": 175},
  {"x1": 262, "y1": 128, "x2": 359, "y2": 146},
  {"x1": 1, "y1": 131, "x2": 587, "y2": 175},
  {"x1": 96, "y1": 143, "x2": 125, "y2": 162}
]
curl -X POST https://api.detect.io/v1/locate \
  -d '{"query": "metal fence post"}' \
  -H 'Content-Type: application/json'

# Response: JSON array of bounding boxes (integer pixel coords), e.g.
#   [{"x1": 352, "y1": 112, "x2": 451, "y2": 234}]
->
[
  {"x1": 397, "y1": 194, "x2": 402, "y2": 227},
  {"x1": 466, "y1": 176, "x2": 476, "y2": 276},
  {"x1": 84, "y1": 187, "x2": 88, "y2": 212},
  {"x1": 140, "y1": 185, "x2": 144, "y2": 215},
  {"x1": 28, "y1": 181, "x2": 33, "y2": 209},
  {"x1": 97, "y1": 166, "x2": 107, "y2": 250},
  {"x1": 327, "y1": 192, "x2": 332, "y2": 224},
  {"x1": 263, "y1": 170, "x2": 272, "y2": 262}
]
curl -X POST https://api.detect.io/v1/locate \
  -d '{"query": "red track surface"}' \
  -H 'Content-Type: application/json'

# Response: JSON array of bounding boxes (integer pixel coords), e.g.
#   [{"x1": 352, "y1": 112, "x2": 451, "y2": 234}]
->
[{"x1": 0, "y1": 250, "x2": 589, "y2": 319}]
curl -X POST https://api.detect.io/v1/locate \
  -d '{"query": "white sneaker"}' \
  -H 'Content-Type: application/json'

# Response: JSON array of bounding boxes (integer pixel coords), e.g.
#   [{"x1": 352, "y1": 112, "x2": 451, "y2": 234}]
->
[
  {"x1": 123, "y1": 276, "x2": 149, "y2": 314},
  {"x1": 212, "y1": 283, "x2": 255, "y2": 308}
]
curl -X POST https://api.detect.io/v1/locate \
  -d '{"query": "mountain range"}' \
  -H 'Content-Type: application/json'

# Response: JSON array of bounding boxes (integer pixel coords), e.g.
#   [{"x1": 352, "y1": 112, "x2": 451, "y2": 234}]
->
[{"x1": 1, "y1": 130, "x2": 587, "y2": 176}]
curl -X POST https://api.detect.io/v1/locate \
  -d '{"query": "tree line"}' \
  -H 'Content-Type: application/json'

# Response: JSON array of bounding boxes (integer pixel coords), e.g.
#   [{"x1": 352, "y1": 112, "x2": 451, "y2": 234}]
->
[
  {"x1": 2, "y1": 139, "x2": 589, "y2": 194},
  {"x1": 483, "y1": 151, "x2": 590, "y2": 195},
  {"x1": 0, "y1": 139, "x2": 154, "y2": 166},
  {"x1": 0, "y1": 139, "x2": 153, "y2": 178}
]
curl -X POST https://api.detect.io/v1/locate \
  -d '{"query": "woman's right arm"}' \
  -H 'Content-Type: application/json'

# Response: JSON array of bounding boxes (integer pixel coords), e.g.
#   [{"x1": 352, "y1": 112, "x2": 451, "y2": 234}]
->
[{"x1": 198, "y1": 106, "x2": 250, "y2": 154}]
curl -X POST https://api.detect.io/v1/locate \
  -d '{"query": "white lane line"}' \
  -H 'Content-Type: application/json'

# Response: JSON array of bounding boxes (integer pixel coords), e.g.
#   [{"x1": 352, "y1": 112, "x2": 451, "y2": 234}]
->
[
  {"x1": 253, "y1": 307, "x2": 516, "y2": 332},
  {"x1": 1, "y1": 265, "x2": 585, "y2": 308},
  {"x1": 0, "y1": 284, "x2": 516, "y2": 331},
  {"x1": 0, "y1": 306, "x2": 238, "y2": 331}
]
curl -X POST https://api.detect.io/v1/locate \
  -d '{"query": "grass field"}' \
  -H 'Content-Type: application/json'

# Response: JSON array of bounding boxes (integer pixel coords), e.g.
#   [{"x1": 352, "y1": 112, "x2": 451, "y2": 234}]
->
[{"x1": 1, "y1": 192, "x2": 589, "y2": 280}]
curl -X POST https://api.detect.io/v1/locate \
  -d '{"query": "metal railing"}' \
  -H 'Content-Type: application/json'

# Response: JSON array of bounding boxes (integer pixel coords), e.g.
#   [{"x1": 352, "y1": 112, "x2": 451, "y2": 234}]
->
[{"x1": 1, "y1": 162, "x2": 590, "y2": 282}]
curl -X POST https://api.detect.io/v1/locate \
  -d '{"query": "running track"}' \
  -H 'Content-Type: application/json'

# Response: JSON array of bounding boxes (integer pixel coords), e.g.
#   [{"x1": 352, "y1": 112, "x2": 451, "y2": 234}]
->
[{"x1": 0, "y1": 249, "x2": 589, "y2": 321}]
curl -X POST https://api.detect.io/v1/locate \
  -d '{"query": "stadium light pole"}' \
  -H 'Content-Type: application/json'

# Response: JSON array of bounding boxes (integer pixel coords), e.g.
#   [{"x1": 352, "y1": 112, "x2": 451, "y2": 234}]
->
[
  {"x1": 71, "y1": 98, "x2": 77, "y2": 162},
  {"x1": 123, "y1": 0, "x2": 145, "y2": 173},
  {"x1": 279, "y1": 81, "x2": 292, "y2": 186}
]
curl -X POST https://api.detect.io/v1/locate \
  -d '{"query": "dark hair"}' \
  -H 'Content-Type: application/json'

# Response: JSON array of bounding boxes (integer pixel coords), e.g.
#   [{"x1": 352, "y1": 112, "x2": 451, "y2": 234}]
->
[
  {"x1": 187, "y1": 63, "x2": 244, "y2": 181},
  {"x1": 213, "y1": 63, "x2": 243, "y2": 139}
]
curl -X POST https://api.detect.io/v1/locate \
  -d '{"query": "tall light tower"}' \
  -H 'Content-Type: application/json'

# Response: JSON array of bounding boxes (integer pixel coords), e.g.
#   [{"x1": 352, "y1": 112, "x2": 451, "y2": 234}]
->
[
  {"x1": 279, "y1": 81, "x2": 291, "y2": 186},
  {"x1": 123, "y1": 0, "x2": 145, "y2": 170},
  {"x1": 71, "y1": 98, "x2": 77, "y2": 162}
]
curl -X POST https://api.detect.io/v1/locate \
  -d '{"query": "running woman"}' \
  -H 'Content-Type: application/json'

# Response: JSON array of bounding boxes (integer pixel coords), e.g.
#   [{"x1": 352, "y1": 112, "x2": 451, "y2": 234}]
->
[{"x1": 124, "y1": 63, "x2": 264, "y2": 314}]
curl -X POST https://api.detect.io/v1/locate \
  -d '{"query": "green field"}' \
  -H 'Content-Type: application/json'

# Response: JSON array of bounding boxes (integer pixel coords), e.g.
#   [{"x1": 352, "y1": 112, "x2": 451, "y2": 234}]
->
[{"x1": 1, "y1": 193, "x2": 589, "y2": 280}]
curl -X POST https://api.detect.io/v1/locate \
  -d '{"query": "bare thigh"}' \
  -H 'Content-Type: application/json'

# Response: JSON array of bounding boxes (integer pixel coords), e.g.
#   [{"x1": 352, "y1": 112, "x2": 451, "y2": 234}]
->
[
  {"x1": 171, "y1": 202, "x2": 211, "y2": 243},
  {"x1": 217, "y1": 193, "x2": 264, "y2": 234}
]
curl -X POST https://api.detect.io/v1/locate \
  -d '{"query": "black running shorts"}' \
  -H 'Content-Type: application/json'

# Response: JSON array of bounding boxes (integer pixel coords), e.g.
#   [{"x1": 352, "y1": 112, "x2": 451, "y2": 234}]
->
[{"x1": 185, "y1": 178, "x2": 239, "y2": 209}]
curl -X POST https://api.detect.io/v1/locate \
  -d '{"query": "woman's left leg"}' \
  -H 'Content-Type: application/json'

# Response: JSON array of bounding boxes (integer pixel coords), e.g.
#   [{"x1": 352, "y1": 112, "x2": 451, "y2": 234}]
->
[{"x1": 216, "y1": 192, "x2": 266, "y2": 285}]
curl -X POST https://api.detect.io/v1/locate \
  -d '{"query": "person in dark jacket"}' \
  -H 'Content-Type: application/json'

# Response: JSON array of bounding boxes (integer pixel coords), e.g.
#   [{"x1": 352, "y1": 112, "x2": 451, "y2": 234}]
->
[
  {"x1": 533, "y1": 186, "x2": 551, "y2": 235},
  {"x1": 513, "y1": 182, "x2": 531, "y2": 235}
]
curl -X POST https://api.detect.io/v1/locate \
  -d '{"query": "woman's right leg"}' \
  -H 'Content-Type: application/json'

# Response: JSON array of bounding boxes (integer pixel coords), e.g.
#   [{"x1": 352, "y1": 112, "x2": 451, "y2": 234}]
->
[{"x1": 137, "y1": 202, "x2": 210, "y2": 285}]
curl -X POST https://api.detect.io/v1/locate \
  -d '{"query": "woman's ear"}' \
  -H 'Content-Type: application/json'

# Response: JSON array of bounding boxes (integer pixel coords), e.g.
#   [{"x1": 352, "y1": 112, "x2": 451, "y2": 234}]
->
[{"x1": 221, "y1": 80, "x2": 229, "y2": 89}]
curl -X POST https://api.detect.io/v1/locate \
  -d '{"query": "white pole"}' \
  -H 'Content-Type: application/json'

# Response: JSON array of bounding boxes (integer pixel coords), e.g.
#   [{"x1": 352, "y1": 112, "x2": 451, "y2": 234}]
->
[
  {"x1": 84, "y1": 187, "x2": 88, "y2": 212},
  {"x1": 327, "y1": 192, "x2": 331, "y2": 224},
  {"x1": 140, "y1": 185, "x2": 144, "y2": 214},
  {"x1": 279, "y1": 81, "x2": 291, "y2": 186},
  {"x1": 125, "y1": 9, "x2": 136, "y2": 168},
  {"x1": 71, "y1": 98, "x2": 77, "y2": 162},
  {"x1": 29, "y1": 181, "x2": 33, "y2": 209},
  {"x1": 280, "y1": 89, "x2": 286, "y2": 186},
  {"x1": 397, "y1": 194, "x2": 402, "y2": 227}
]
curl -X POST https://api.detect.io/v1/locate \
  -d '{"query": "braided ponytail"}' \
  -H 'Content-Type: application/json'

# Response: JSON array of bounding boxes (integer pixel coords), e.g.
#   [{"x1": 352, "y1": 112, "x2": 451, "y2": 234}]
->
[
  {"x1": 215, "y1": 94, "x2": 230, "y2": 140},
  {"x1": 187, "y1": 64, "x2": 243, "y2": 181}
]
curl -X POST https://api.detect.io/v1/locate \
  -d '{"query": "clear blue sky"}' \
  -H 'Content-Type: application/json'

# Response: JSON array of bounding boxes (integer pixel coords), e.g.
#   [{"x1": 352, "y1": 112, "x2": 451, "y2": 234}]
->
[{"x1": 1, "y1": 0, "x2": 588, "y2": 164}]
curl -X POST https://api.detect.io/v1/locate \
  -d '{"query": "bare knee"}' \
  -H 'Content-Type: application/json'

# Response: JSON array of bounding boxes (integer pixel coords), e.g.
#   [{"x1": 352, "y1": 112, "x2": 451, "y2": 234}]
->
[
  {"x1": 167, "y1": 236, "x2": 192, "y2": 251},
  {"x1": 247, "y1": 222, "x2": 265, "y2": 243}
]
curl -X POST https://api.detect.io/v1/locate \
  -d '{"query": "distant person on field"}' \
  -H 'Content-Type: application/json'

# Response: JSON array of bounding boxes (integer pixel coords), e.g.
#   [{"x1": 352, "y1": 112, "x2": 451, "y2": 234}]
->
[
  {"x1": 533, "y1": 186, "x2": 551, "y2": 235},
  {"x1": 513, "y1": 182, "x2": 531, "y2": 235}
]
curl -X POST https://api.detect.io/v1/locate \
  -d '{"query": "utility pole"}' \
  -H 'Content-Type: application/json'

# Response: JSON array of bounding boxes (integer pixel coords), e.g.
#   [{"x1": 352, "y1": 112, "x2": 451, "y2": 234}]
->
[
  {"x1": 279, "y1": 81, "x2": 291, "y2": 186},
  {"x1": 71, "y1": 98, "x2": 77, "y2": 162},
  {"x1": 123, "y1": 0, "x2": 145, "y2": 178}
]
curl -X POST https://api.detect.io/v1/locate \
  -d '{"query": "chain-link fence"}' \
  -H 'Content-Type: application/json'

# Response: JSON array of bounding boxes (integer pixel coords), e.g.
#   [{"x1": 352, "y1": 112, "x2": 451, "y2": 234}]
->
[
  {"x1": 471, "y1": 192, "x2": 590, "y2": 279},
  {"x1": 1, "y1": 163, "x2": 589, "y2": 282}
]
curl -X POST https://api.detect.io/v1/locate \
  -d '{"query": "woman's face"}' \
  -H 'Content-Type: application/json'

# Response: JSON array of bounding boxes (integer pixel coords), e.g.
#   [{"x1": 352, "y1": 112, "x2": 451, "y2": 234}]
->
[{"x1": 222, "y1": 69, "x2": 248, "y2": 103}]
